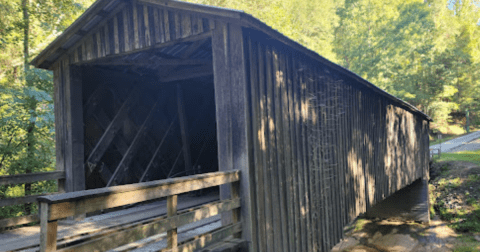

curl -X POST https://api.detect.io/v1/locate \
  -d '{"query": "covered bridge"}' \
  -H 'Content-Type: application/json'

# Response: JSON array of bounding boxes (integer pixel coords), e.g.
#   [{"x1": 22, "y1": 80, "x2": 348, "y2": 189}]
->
[{"x1": 21, "y1": 0, "x2": 431, "y2": 251}]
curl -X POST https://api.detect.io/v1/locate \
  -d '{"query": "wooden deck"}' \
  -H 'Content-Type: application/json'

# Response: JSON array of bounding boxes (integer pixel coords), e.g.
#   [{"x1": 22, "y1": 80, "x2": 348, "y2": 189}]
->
[{"x1": 2, "y1": 193, "x2": 220, "y2": 252}]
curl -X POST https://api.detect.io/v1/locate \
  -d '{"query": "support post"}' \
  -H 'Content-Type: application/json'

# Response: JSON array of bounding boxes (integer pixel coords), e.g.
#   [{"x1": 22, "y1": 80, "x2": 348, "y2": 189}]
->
[
  {"x1": 177, "y1": 85, "x2": 192, "y2": 176},
  {"x1": 212, "y1": 22, "x2": 255, "y2": 251},
  {"x1": 39, "y1": 202, "x2": 57, "y2": 252},
  {"x1": 62, "y1": 62, "x2": 85, "y2": 193},
  {"x1": 167, "y1": 195, "x2": 178, "y2": 252}
]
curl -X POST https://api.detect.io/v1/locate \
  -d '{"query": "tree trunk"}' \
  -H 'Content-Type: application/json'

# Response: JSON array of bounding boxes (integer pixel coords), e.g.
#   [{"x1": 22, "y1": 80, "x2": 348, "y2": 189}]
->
[{"x1": 22, "y1": 0, "x2": 34, "y2": 216}]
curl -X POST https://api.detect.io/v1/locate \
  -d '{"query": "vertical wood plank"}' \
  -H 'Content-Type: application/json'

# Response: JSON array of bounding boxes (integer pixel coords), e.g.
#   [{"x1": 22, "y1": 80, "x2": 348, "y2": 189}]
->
[
  {"x1": 247, "y1": 37, "x2": 266, "y2": 252},
  {"x1": 123, "y1": 8, "x2": 130, "y2": 52},
  {"x1": 114, "y1": 15, "x2": 120, "y2": 54},
  {"x1": 164, "y1": 9, "x2": 170, "y2": 42},
  {"x1": 53, "y1": 63, "x2": 65, "y2": 194},
  {"x1": 272, "y1": 49, "x2": 289, "y2": 252},
  {"x1": 280, "y1": 52, "x2": 295, "y2": 252},
  {"x1": 133, "y1": 3, "x2": 139, "y2": 49},
  {"x1": 64, "y1": 62, "x2": 85, "y2": 193},
  {"x1": 287, "y1": 54, "x2": 301, "y2": 252},
  {"x1": 96, "y1": 31, "x2": 102, "y2": 58},
  {"x1": 174, "y1": 12, "x2": 180, "y2": 40},
  {"x1": 167, "y1": 195, "x2": 178, "y2": 252},
  {"x1": 104, "y1": 24, "x2": 110, "y2": 55},
  {"x1": 293, "y1": 58, "x2": 307, "y2": 252},
  {"x1": 39, "y1": 202, "x2": 57, "y2": 252},
  {"x1": 212, "y1": 23, "x2": 255, "y2": 252},
  {"x1": 258, "y1": 43, "x2": 274, "y2": 252},
  {"x1": 181, "y1": 14, "x2": 192, "y2": 38},
  {"x1": 143, "y1": 5, "x2": 151, "y2": 47},
  {"x1": 153, "y1": 8, "x2": 161, "y2": 43},
  {"x1": 265, "y1": 45, "x2": 283, "y2": 252}
]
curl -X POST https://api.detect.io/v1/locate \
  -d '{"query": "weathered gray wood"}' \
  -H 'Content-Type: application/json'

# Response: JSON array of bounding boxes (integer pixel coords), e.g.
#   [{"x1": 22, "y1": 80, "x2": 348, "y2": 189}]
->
[
  {"x1": 292, "y1": 57, "x2": 307, "y2": 252},
  {"x1": 0, "y1": 171, "x2": 65, "y2": 186},
  {"x1": 86, "y1": 88, "x2": 139, "y2": 172},
  {"x1": 38, "y1": 170, "x2": 240, "y2": 221},
  {"x1": 272, "y1": 48, "x2": 289, "y2": 252},
  {"x1": 54, "y1": 199, "x2": 238, "y2": 252},
  {"x1": 247, "y1": 38, "x2": 266, "y2": 252},
  {"x1": 265, "y1": 45, "x2": 283, "y2": 252},
  {"x1": 164, "y1": 223, "x2": 242, "y2": 252},
  {"x1": 106, "y1": 95, "x2": 162, "y2": 186},
  {"x1": 257, "y1": 43, "x2": 274, "y2": 252},
  {"x1": 0, "y1": 214, "x2": 39, "y2": 228},
  {"x1": 140, "y1": 114, "x2": 178, "y2": 182},
  {"x1": 176, "y1": 85, "x2": 192, "y2": 177},
  {"x1": 0, "y1": 193, "x2": 58, "y2": 208},
  {"x1": 287, "y1": 54, "x2": 301, "y2": 252},
  {"x1": 40, "y1": 202, "x2": 57, "y2": 252},
  {"x1": 63, "y1": 63, "x2": 85, "y2": 193},
  {"x1": 212, "y1": 23, "x2": 254, "y2": 252},
  {"x1": 167, "y1": 194, "x2": 178, "y2": 251}
]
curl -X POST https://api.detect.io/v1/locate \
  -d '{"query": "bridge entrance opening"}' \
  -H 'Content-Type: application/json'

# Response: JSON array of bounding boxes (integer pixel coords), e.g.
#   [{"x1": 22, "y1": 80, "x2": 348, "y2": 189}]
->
[{"x1": 79, "y1": 38, "x2": 218, "y2": 189}]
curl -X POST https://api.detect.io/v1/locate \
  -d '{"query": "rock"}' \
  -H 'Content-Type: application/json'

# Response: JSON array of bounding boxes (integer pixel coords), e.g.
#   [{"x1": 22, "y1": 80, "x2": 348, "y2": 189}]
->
[
  {"x1": 474, "y1": 235, "x2": 480, "y2": 242},
  {"x1": 371, "y1": 233, "x2": 419, "y2": 252}
]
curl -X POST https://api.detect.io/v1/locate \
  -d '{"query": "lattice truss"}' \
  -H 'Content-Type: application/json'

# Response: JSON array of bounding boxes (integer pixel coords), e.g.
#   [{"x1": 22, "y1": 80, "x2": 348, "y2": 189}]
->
[{"x1": 81, "y1": 38, "x2": 217, "y2": 188}]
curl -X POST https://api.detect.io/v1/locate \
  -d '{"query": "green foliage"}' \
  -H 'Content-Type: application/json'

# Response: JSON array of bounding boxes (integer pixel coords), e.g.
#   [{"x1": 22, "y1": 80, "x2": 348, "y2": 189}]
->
[{"x1": 0, "y1": 0, "x2": 95, "y2": 219}]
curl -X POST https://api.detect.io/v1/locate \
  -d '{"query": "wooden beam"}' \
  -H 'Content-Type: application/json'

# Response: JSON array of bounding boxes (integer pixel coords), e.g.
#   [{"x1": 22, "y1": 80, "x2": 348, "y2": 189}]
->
[
  {"x1": 0, "y1": 193, "x2": 59, "y2": 208},
  {"x1": 53, "y1": 199, "x2": 240, "y2": 252},
  {"x1": 167, "y1": 195, "x2": 178, "y2": 251},
  {"x1": 106, "y1": 95, "x2": 162, "y2": 186},
  {"x1": 163, "y1": 223, "x2": 242, "y2": 252},
  {"x1": 84, "y1": 56, "x2": 212, "y2": 67},
  {"x1": 64, "y1": 64, "x2": 85, "y2": 192},
  {"x1": 140, "y1": 114, "x2": 178, "y2": 182},
  {"x1": 160, "y1": 64, "x2": 213, "y2": 83},
  {"x1": 38, "y1": 170, "x2": 240, "y2": 221},
  {"x1": 86, "y1": 88, "x2": 139, "y2": 173},
  {"x1": 177, "y1": 85, "x2": 192, "y2": 177},
  {"x1": 72, "y1": 31, "x2": 212, "y2": 66},
  {"x1": 0, "y1": 171, "x2": 65, "y2": 186},
  {"x1": 212, "y1": 23, "x2": 254, "y2": 250},
  {"x1": 0, "y1": 214, "x2": 39, "y2": 228},
  {"x1": 40, "y1": 202, "x2": 58, "y2": 252}
]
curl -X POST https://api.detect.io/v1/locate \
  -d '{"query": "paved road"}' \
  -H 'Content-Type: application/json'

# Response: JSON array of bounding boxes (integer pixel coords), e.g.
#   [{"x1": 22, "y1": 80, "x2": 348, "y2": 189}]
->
[{"x1": 430, "y1": 130, "x2": 480, "y2": 153}]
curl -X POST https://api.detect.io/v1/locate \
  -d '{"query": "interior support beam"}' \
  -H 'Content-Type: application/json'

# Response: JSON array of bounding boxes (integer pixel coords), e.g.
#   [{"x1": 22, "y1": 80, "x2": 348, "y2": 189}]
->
[
  {"x1": 140, "y1": 114, "x2": 178, "y2": 182},
  {"x1": 87, "y1": 58, "x2": 212, "y2": 67},
  {"x1": 177, "y1": 85, "x2": 192, "y2": 177},
  {"x1": 107, "y1": 95, "x2": 162, "y2": 186},
  {"x1": 160, "y1": 64, "x2": 213, "y2": 83},
  {"x1": 86, "y1": 88, "x2": 139, "y2": 174}
]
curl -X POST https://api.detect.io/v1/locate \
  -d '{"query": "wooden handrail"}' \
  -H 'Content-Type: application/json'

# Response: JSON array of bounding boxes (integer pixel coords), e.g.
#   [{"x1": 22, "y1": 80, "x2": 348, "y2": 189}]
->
[
  {"x1": 38, "y1": 170, "x2": 241, "y2": 252},
  {"x1": 0, "y1": 171, "x2": 65, "y2": 186},
  {"x1": 0, "y1": 171, "x2": 65, "y2": 228}
]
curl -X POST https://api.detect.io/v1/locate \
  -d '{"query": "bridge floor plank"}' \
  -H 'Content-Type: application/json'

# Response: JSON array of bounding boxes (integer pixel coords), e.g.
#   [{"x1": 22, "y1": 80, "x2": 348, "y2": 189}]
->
[{"x1": 1, "y1": 192, "x2": 219, "y2": 252}]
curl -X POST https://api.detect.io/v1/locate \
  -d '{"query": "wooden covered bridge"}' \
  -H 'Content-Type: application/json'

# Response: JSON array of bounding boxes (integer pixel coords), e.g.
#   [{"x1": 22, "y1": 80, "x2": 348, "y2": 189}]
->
[{"x1": 1, "y1": 0, "x2": 431, "y2": 251}]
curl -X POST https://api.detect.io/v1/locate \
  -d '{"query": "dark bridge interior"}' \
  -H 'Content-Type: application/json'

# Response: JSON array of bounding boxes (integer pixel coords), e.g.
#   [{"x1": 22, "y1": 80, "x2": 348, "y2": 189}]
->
[{"x1": 80, "y1": 39, "x2": 218, "y2": 189}]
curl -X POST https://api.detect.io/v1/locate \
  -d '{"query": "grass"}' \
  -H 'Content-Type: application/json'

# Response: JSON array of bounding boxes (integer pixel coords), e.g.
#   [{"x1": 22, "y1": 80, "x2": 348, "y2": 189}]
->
[
  {"x1": 453, "y1": 234, "x2": 480, "y2": 252},
  {"x1": 433, "y1": 149, "x2": 480, "y2": 166}
]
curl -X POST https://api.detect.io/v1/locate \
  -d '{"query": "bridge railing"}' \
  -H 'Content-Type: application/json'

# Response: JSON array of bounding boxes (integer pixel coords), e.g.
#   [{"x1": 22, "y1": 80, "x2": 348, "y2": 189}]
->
[
  {"x1": 37, "y1": 170, "x2": 241, "y2": 252},
  {"x1": 0, "y1": 171, "x2": 65, "y2": 228}
]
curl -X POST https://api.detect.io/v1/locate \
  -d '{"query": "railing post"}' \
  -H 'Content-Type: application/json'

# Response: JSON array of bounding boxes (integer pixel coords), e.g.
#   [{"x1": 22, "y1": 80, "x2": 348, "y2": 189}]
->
[
  {"x1": 39, "y1": 202, "x2": 57, "y2": 252},
  {"x1": 231, "y1": 181, "x2": 241, "y2": 238},
  {"x1": 167, "y1": 194, "x2": 178, "y2": 252}
]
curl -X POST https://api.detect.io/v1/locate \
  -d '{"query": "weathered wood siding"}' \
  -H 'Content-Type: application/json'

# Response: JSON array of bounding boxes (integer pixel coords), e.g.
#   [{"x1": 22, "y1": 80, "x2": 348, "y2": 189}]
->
[
  {"x1": 63, "y1": 0, "x2": 216, "y2": 65},
  {"x1": 243, "y1": 29, "x2": 429, "y2": 252}
]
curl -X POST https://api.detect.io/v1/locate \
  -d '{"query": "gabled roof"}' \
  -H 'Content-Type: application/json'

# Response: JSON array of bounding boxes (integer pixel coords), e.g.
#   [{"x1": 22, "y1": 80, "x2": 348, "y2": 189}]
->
[{"x1": 32, "y1": 0, "x2": 431, "y2": 121}]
